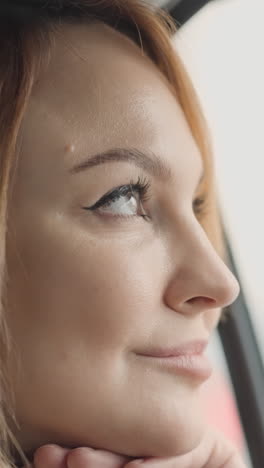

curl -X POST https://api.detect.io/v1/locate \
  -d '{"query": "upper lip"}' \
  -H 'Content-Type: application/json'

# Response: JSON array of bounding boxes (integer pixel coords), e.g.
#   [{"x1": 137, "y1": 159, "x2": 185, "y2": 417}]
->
[{"x1": 137, "y1": 340, "x2": 208, "y2": 358}]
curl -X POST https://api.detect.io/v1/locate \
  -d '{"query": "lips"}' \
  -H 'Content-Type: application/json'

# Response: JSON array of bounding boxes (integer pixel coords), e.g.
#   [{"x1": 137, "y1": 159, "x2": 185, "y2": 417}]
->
[
  {"x1": 138, "y1": 339, "x2": 208, "y2": 358},
  {"x1": 136, "y1": 340, "x2": 211, "y2": 380}
]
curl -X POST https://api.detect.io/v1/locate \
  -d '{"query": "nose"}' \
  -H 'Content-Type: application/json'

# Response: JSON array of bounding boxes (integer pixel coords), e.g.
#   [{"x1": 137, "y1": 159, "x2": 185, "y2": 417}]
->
[{"x1": 163, "y1": 221, "x2": 240, "y2": 316}]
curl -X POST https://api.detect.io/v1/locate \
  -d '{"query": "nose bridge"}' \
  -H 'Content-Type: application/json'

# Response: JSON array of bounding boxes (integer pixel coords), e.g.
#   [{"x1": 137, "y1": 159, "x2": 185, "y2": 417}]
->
[{"x1": 165, "y1": 217, "x2": 240, "y2": 309}]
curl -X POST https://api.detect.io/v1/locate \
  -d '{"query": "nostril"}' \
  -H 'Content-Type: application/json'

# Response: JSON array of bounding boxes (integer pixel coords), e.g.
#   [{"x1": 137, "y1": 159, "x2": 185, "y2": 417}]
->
[{"x1": 187, "y1": 296, "x2": 216, "y2": 307}]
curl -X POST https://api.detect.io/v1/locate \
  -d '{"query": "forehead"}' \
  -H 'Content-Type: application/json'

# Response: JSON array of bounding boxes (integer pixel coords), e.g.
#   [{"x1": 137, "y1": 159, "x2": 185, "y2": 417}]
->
[{"x1": 18, "y1": 22, "x2": 202, "y2": 190}]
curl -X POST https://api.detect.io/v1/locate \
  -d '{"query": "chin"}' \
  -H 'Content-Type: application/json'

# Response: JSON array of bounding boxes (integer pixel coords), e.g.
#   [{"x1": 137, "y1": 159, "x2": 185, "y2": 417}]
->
[
  {"x1": 85, "y1": 393, "x2": 207, "y2": 459},
  {"x1": 146, "y1": 410, "x2": 207, "y2": 457},
  {"x1": 16, "y1": 383, "x2": 207, "y2": 460}
]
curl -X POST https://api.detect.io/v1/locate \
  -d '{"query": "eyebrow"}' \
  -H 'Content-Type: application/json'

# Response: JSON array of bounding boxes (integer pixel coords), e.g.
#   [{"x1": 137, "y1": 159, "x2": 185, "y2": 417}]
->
[
  {"x1": 70, "y1": 147, "x2": 172, "y2": 181},
  {"x1": 69, "y1": 147, "x2": 204, "y2": 187}
]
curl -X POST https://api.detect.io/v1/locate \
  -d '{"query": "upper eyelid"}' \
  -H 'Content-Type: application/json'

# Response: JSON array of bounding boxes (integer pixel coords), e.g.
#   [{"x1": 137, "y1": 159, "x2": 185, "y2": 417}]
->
[
  {"x1": 86, "y1": 180, "x2": 148, "y2": 210},
  {"x1": 85, "y1": 173, "x2": 203, "y2": 202},
  {"x1": 89, "y1": 181, "x2": 206, "y2": 210}
]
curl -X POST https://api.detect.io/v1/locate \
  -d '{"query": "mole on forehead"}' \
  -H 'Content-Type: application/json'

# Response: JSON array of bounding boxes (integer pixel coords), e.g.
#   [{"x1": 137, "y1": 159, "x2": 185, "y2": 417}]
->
[{"x1": 64, "y1": 144, "x2": 76, "y2": 153}]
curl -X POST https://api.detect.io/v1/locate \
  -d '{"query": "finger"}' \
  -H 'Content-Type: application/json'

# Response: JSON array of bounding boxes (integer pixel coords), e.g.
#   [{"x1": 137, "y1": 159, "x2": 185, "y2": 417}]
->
[
  {"x1": 33, "y1": 444, "x2": 71, "y2": 468},
  {"x1": 67, "y1": 447, "x2": 133, "y2": 468}
]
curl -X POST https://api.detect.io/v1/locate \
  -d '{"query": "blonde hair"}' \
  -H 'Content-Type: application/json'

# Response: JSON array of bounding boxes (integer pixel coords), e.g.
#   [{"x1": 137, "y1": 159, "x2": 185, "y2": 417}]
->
[{"x1": 0, "y1": 1, "x2": 224, "y2": 466}]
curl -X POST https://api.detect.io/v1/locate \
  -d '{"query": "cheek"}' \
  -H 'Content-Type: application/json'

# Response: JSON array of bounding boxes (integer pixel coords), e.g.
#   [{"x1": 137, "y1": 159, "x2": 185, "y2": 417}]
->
[{"x1": 6, "y1": 216, "x2": 163, "y2": 356}]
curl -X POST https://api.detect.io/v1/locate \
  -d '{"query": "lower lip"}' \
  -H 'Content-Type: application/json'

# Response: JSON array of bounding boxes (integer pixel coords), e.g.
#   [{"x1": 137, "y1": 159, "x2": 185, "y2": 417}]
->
[{"x1": 139, "y1": 353, "x2": 212, "y2": 380}]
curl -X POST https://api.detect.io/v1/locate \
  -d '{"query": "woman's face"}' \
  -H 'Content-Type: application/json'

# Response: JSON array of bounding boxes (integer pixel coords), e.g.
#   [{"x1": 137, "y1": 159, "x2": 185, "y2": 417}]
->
[{"x1": 6, "y1": 22, "x2": 239, "y2": 460}]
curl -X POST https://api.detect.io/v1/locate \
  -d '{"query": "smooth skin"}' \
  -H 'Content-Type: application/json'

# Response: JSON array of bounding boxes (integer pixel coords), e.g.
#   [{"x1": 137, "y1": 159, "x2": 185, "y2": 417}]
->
[{"x1": 6, "y1": 21, "x2": 243, "y2": 466}]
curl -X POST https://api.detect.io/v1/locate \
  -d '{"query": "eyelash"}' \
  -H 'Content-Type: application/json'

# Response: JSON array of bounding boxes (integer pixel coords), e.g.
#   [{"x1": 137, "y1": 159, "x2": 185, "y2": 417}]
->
[
  {"x1": 83, "y1": 176, "x2": 208, "y2": 221},
  {"x1": 83, "y1": 176, "x2": 151, "y2": 220}
]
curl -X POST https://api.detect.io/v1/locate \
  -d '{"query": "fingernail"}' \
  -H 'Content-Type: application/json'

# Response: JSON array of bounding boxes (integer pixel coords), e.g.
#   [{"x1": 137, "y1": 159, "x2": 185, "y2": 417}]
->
[{"x1": 36, "y1": 444, "x2": 68, "y2": 451}]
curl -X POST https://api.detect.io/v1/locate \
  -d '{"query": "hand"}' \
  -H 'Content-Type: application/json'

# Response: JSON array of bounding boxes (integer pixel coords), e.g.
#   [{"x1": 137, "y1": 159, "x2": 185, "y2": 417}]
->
[{"x1": 24, "y1": 444, "x2": 134, "y2": 468}]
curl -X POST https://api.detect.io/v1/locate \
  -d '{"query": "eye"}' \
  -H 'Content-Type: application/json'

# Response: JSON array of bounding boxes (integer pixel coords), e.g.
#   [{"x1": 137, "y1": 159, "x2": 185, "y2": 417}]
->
[{"x1": 82, "y1": 176, "x2": 151, "y2": 221}]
